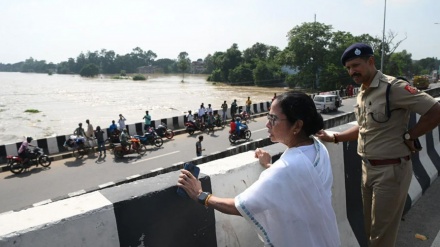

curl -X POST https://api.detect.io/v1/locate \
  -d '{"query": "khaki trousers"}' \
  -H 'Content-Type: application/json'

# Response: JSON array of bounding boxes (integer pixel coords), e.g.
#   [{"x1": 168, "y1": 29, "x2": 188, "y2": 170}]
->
[{"x1": 361, "y1": 158, "x2": 412, "y2": 247}]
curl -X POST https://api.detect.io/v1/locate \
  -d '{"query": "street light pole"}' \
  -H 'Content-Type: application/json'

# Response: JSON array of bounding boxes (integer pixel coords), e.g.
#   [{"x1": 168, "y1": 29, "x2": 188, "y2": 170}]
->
[{"x1": 381, "y1": 0, "x2": 387, "y2": 72}]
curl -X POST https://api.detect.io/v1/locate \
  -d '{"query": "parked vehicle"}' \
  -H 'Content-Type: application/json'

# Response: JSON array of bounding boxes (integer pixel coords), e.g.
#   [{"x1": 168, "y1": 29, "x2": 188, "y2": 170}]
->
[
  {"x1": 7, "y1": 147, "x2": 51, "y2": 174},
  {"x1": 155, "y1": 122, "x2": 174, "y2": 139},
  {"x1": 235, "y1": 111, "x2": 253, "y2": 123},
  {"x1": 206, "y1": 114, "x2": 225, "y2": 133},
  {"x1": 105, "y1": 129, "x2": 121, "y2": 148},
  {"x1": 133, "y1": 132, "x2": 163, "y2": 148},
  {"x1": 112, "y1": 137, "x2": 147, "y2": 158},
  {"x1": 63, "y1": 135, "x2": 93, "y2": 158},
  {"x1": 228, "y1": 123, "x2": 252, "y2": 143},
  {"x1": 185, "y1": 118, "x2": 206, "y2": 135},
  {"x1": 313, "y1": 94, "x2": 341, "y2": 113}
]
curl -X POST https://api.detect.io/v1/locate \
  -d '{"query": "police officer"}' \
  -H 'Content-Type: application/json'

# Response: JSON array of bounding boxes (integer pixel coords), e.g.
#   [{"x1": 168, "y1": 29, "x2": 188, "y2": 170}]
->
[{"x1": 316, "y1": 43, "x2": 440, "y2": 247}]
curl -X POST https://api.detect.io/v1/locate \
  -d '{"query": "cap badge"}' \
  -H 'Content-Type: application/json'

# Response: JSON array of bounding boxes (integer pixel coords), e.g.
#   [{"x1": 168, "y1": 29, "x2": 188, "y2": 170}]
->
[{"x1": 354, "y1": 48, "x2": 361, "y2": 55}]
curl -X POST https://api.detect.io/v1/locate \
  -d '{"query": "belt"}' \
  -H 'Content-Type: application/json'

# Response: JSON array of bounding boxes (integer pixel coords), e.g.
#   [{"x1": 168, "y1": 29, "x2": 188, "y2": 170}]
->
[{"x1": 368, "y1": 156, "x2": 410, "y2": 166}]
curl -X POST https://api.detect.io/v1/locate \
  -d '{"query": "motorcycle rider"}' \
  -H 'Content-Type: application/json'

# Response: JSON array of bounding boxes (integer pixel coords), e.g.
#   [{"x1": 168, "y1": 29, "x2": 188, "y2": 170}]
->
[
  {"x1": 74, "y1": 123, "x2": 86, "y2": 137},
  {"x1": 235, "y1": 117, "x2": 242, "y2": 136},
  {"x1": 18, "y1": 137, "x2": 34, "y2": 165},
  {"x1": 229, "y1": 119, "x2": 236, "y2": 134},
  {"x1": 119, "y1": 128, "x2": 130, "y2": 151}
]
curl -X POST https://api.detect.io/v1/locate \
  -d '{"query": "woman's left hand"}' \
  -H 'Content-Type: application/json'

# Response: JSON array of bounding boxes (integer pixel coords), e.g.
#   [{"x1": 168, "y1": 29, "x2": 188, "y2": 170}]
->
[
  {"x1": 255, "y1": 148, "x2": 271, "y2": 169},
  {"x1": 177, "y1": 169, "x2": 203, "y2": 201}
]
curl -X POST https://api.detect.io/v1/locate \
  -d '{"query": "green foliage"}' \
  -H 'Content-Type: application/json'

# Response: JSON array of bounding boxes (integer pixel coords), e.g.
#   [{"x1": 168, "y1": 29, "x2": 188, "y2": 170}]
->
[
  {"x1": 413, "y1": 76, "x2": 429, "y2": 89},
  {"x1": 24, "y1": 109, "x2": 41, "y2": 113},
  {"x1": 208, "y1": 69, "x2": 223, "y2": 82},
  {"x1": 1, "y1": 21, "x2": 437, "y2": 92},
  {"x1": 229, "y1": 64, "x2": 253, "y2": 84},
  {"x1": 79, "y1": 63, "x2": 99, "y2": 77},
  {"x1": 132, "y1": 74, "x2": 146, "y2": 80},
  {"x1": 177, "y1": 51, "x2": 191, "y2": 81}
]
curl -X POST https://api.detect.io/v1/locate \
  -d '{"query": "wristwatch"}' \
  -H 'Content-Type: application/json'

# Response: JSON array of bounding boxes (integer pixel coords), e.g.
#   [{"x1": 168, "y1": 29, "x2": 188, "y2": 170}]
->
[
  {"x1": 197, "y1": 192, "x2": 211, "y2": 205},
  {"x1": 403, "y1": 131, "x2": 412, "y2": 140}
]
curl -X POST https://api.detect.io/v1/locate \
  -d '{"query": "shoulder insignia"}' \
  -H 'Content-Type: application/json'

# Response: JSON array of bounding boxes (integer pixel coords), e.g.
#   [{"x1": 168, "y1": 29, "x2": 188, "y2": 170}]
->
[{"x1": 404, "y1": 84, "x2": 418, "y2": 94}]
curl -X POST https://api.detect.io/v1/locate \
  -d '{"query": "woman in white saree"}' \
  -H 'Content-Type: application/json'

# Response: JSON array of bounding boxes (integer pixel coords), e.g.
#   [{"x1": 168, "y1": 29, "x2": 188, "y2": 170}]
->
[{"x1": 178, "y1": 91, "x2": 340, "y2": 247}]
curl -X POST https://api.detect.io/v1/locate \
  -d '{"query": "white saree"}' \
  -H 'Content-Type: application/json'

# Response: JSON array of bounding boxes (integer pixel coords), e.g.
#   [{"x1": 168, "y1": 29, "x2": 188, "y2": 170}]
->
[{"x1": 235, "y1": 138, "x2": 340, "y2": 247}]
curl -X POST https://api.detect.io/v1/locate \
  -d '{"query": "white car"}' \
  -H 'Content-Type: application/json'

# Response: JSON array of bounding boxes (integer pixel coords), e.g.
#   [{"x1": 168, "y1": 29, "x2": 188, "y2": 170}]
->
[{"x1": 313, "y1": 95, "x2": 341, "y2": 113}]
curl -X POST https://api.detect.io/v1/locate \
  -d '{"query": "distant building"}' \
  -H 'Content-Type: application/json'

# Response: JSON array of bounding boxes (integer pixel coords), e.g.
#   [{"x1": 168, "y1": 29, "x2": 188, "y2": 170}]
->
[{"x1": 190, "y1": 59, "x2": 206, "y2": 74}]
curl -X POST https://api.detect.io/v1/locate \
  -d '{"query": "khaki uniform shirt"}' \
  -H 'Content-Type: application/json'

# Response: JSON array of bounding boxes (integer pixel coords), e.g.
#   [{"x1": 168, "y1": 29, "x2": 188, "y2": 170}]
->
[{"x1": 355, "y1": 71, "x2": 437, "y2": 159}]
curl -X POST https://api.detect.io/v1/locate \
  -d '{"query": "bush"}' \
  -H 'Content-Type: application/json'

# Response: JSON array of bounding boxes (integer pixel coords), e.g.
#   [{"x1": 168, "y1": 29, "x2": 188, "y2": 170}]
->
[
  {"x1": 79, "y1": 64, "x2": 99, "y2": 77},
  {"x1": 25, "y1": 109, "x2": 41, "y2": 113},
  {"x1": 133, "y1": 74, "x2": 146, "y2": 81},
  {"x1": 413, "y1": 76, "x2": 429, "y2": 90}
]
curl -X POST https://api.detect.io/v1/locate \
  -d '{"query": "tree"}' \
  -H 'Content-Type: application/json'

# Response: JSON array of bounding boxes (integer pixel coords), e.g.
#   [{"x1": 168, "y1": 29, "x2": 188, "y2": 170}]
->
[
  {"x1": 79, "y1": 63, "x2": 99, "y2": 77},
  {"x1": 388, "y1": 50, "x2": 413, "y2": 77},
  {"x1": 177, "y1": 52, "x2": 190, "y2": 81},
  {"x1": 154, "y1": 58, "x2": 176, "y2": 73},
  {"x1": 286, "y1": 22, "x2": 333, "y2": 90}
]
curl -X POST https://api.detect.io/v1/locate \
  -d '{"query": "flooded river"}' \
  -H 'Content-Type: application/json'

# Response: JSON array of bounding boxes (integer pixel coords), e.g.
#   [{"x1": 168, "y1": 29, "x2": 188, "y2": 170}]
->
[{"x1": 0, "y1": 72, "x2": 287, "y2": 144}]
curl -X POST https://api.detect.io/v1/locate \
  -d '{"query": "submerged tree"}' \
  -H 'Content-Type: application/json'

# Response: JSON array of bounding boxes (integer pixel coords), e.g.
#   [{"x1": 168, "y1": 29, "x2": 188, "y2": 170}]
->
[{"x1": 177, "y1": 52, "x2": 190, "y2": 82}]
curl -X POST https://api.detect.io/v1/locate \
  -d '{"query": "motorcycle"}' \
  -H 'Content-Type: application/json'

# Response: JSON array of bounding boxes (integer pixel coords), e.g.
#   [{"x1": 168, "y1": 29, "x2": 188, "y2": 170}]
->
[
  {"x1": 185, "y1": 118, "x2": 206, "y2": 135},
  {"x1": 134, "y1": 131, "x2": 163, "y2": 148},
  {"x1": 206, "y1": 114, "x2": 224, "y2": 133},
  {"x1": 235, "y1": 111, "x2": 253, "y2": 123},
  {"x1": 7, "y1": 147, "x2": 52, "y2": 174},
  {"x1": 228, "y1": 124, "x2": 252, "y2": 144},
  {"x1": 112, "y1": 137, "x2": 147, "y2": 158},
  {"x1": 64, "y1": 135, "x2": 92, "y2": 159},
  {"x1": 105, "y1": 129, "x2": 121, "y2": 148},
  {"x1": 155, "y1": 122, "x2": 174, "y2": 139}
]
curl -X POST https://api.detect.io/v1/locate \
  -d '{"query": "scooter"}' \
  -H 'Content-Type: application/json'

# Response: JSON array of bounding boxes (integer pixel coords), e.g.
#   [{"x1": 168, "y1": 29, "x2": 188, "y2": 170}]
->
[
  {"x1": 228, "y1": 124, "x2": 252, "y2": 144},
  {"x1": 155, "y1": 122, "x2": 174, "y2": 139},
  {"x1": 112, "y1": 138, "x2": 147, "y2": 158},
  {"x1": 7, "y1": 147, "x2": 52, "y2": 174},
  {"x1": 185, "y1": 118, "x2": 206, "y2": 135}
]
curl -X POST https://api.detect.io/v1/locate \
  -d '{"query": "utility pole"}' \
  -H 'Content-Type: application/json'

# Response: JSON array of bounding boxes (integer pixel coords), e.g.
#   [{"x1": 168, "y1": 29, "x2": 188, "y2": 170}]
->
[{"x1": 381, "y1": 0, "x2": 387, "y2": 72}]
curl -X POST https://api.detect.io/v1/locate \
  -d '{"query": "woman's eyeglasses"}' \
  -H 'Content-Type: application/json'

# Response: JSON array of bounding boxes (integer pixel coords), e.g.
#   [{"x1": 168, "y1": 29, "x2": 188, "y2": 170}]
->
[{"x1": 267, "y1": 114, "x2": 288, "y2": 126}]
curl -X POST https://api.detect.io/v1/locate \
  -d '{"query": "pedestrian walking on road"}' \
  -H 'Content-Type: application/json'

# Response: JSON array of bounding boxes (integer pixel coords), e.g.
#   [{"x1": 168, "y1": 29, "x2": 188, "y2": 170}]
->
[
  {"x1": 195, "y1": 135, "x2": 205, "y2": 157},
  {"x1": 94, "y1": 126, "x2": 106, "y2": 156}
]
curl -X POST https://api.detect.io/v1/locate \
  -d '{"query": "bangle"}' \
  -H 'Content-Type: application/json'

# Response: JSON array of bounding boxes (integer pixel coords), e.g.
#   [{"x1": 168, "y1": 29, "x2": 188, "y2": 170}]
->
[
  {"x1": 333, "y1": 134, "x2": 339, "y2": 144},
  {"x1": 205, "y1": 194, "x2": 212, "y2": 207}
]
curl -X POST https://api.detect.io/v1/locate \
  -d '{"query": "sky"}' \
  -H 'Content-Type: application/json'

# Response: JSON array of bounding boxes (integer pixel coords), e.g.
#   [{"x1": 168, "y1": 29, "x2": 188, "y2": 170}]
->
[{"x1": 0, "y1": 0, "x2": 439, "y2": 64}]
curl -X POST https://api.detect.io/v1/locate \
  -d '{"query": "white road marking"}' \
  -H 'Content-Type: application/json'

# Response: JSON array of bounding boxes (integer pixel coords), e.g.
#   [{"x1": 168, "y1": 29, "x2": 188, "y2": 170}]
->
[
  {"x1": 132, "y1": 151, "x2": 180, "y2": 164},
  {"x1": 99, "y1": 182, "x2": 115, "y2": 188},
  {"x1": 33, "y1": 199, "x2": 52, "y2": 207},
  {"x1": 68, "y1": 190, "x2": 86, "y2": 197}
]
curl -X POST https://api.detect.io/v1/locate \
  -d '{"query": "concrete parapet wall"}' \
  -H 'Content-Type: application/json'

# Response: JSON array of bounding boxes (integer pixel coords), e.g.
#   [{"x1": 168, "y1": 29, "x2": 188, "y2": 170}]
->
[{"x1": 1, "y1": 115, "x2": 439, "y2": 246}]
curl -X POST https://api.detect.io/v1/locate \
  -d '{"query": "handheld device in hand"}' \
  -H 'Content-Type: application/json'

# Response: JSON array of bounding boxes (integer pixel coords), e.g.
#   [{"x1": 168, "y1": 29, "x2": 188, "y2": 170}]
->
[
  {"x1": 177, "y1": 163, "x2": 200, "y2": 198},
  {"x1": 414, "y1": 138, "x2": 422, "y2": 151}
]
